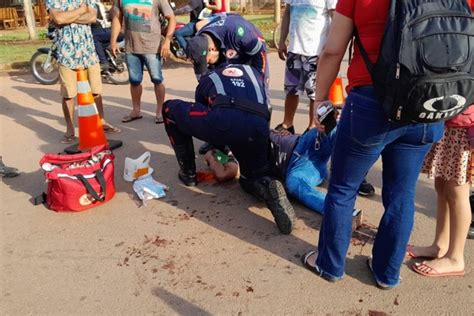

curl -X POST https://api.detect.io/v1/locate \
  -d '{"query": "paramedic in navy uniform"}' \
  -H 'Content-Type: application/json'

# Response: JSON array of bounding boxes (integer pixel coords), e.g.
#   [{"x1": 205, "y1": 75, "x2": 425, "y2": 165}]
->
[
  {"x1": 186, "y1": 14, "x2": 269, "y2": 86},
  {"x1": 162, "y1": 64, "x2": 295, "y2": 235}
]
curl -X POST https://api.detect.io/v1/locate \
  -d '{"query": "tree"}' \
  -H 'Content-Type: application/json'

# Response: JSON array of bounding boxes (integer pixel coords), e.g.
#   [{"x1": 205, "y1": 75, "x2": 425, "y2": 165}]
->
[{"x1": 23, "y1": 0, "x2": 37, "y2": 40}]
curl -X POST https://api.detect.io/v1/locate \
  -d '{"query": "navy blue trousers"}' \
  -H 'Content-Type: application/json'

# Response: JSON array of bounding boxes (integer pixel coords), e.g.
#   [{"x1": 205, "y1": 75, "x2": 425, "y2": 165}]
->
[{"x1": 163, "y1": 100, "x2": 270, "y2": 179}]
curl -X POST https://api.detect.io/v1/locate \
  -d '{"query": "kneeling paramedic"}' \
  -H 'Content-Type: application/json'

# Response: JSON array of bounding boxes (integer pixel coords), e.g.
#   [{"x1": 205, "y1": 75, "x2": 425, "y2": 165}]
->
[{"x1": 163, "y1": 64, "x2": 295, "y2": 234}]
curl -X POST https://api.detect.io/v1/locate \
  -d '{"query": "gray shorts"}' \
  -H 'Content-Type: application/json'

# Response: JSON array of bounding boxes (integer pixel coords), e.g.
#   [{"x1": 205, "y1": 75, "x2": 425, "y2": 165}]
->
[{"x1": 284, "y1": 52, "x2": 317, "y2": 100}]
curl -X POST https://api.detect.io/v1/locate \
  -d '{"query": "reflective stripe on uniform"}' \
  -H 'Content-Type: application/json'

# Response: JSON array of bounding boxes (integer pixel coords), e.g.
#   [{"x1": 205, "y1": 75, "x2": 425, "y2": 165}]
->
[
  {"x1": 247, "y1": 40, "x2": 263, "y2": 56},
  {"x1": 78, "y1": 103, "x2": 99, "y2": 117},
  {"x1": 243, "y1": 65, "x2": 263, "y2": 104},
  {"x1": 77, "y1": 81, "x2": 91, "y2": 93},
  {"x1": 209, "y1": 72, "x2": 226, "y2": 95}
]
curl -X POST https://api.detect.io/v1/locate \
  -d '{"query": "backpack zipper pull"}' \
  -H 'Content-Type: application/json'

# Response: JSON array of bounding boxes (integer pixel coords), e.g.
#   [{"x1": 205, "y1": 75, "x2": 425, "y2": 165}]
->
[
  {"x1": 396, "y1": 105, "x2": 402, "y2": 120},
  {"x1": 395, "y1": 63, "x2": 400, "y2": 79}
]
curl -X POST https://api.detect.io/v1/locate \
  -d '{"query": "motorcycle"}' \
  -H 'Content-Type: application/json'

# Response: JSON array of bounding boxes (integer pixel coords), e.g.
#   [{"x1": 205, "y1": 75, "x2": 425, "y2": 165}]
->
[{"x1": 30, "y1": 26, "x2": 129, "y2": 85}]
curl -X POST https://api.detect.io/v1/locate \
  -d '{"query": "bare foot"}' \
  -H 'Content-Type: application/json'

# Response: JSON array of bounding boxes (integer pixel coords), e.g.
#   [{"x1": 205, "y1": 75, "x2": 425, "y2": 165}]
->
[
  {"x1": 414, "y1": 257, "x2": 465, "y2": 276},
  {"x1": 407, "y1": 245, "x2": 445, "y2": 259}
]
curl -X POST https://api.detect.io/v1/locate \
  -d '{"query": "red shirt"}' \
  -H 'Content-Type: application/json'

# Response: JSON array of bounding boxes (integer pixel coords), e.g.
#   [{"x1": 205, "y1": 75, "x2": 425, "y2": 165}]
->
[
  {"x1": 211, "y1": 0, "x2": 227, "y2": 14},
  {"x1": 337, "y1": 0, "x2": 389, "y2": 93}
]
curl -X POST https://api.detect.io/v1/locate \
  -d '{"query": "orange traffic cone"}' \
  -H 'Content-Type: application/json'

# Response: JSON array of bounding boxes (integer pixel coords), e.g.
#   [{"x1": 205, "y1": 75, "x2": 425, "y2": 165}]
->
[
  {"x1": 329, "y1": 77, "x2": 345, "y2": 107},
  {"x1": 76, "y1": 69, "x2": 108, "y2": 150}
]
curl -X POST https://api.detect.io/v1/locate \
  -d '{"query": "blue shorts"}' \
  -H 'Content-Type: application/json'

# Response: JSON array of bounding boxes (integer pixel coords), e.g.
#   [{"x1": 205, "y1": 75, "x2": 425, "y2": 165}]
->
[{"x1": 126, "y1": 53, "x2": 163, "y2": 86}]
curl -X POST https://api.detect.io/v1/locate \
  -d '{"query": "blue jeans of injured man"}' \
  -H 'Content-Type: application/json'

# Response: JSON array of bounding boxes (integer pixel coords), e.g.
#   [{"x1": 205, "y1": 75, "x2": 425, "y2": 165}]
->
[
  {"x1": 315, "y1": 86, "x2": 444, "y2": 287},
  {"x1": 285, "y1": 128, "x2": 336, "y2": 215}
]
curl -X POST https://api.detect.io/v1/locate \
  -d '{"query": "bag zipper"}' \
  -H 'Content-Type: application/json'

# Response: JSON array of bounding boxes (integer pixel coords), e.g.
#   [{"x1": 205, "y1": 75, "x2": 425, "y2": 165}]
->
[
  {"x1": 406, "y1": 11, "x2": 472, "y2": 29},
  {"x1": 396, "y1": 106, "x2": 402, "y2": 120}
]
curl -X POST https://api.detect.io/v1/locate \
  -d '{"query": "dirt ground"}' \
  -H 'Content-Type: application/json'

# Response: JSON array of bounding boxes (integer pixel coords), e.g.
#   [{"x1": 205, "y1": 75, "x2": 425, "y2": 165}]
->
[{"x1": 0, "y1": 53, "x2": 473, "y2": 315}]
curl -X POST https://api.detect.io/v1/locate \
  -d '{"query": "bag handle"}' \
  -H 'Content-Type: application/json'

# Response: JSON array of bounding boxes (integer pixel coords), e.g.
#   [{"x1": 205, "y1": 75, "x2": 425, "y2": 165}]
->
[{"x1": 75, "y1": 170, "x2": 107, "y2": 202}]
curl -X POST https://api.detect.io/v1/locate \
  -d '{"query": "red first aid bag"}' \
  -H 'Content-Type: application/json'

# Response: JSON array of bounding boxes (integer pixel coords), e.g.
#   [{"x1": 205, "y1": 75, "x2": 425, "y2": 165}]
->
[{"x1": 38, "y1": 145, "x2": 115, "y2": 212}]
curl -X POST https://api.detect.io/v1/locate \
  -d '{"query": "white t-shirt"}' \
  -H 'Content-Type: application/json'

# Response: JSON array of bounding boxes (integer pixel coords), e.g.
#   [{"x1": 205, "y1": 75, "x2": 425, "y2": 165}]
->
[{"x1": 285, "y1": 0, "x2": 337, "y2": 57}]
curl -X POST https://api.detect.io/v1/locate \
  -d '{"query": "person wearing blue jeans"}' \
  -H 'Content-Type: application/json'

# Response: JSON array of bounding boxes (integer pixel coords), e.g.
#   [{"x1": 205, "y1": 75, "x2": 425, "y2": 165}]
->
[
  {"x1": 310, "y1": 87, "x2": 443, "y2": 286},
  {"x1": 301, "y1": 0, "x2": 445, "y2": 290},
  {"x1": 271, "y1": 127, "x2": 369, "y2": 216},
  {"x1": 271, "y1": 128, "x2": 335, "y2": 214},
  {"x1": 173, "y1": 0, "x2": 205, "y2": 56},
  {"x1": 111, "y1": 0, "x2": 176, "y2": 124}
]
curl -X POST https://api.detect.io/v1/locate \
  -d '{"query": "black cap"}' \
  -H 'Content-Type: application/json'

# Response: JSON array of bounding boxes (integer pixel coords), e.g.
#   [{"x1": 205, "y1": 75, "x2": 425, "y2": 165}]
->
[{"x1": 186, "y1": 35, "x2": 209, "y2": 75}]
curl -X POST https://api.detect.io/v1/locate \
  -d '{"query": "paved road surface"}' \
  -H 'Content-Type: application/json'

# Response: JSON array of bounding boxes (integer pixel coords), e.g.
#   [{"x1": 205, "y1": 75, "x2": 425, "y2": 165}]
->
[{"x1": 1, "y1": 53, "x2": 473, "y2": 315}]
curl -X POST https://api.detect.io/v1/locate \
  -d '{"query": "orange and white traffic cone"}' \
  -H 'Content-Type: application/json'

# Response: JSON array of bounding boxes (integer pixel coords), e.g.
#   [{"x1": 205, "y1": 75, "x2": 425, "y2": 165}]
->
[
  {"x1": 329, "y1": 77, "x2": 345, "y2": 108},
  {"x1": 76, "y1": 69, "x2": 108, "y2": 150}
]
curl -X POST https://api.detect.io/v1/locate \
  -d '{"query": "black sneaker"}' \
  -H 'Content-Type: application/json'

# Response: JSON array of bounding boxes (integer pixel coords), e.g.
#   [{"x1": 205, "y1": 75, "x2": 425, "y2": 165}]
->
[
  {"x1": 275, "y1": 123, "x2": 295, "y2": 135},
  {"x1": 264, "y1": 179, "x2": 296, "y2": 234},
  {"x1": 358, "y1": 179, "x2": 375, "y2": 197},
  {"x1": 178, "y1": 170, "x2": 197, "y2": 186}
]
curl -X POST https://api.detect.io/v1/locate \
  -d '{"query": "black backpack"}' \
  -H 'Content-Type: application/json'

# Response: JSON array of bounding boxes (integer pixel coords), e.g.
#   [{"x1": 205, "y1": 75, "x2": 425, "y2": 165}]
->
[{"x1": 354, "y1": 0, "x2": 474, "y2": 123}]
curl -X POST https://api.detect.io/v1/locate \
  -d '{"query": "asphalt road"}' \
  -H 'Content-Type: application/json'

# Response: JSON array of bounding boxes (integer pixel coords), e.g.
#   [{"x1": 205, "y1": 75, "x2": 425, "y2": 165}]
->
[{"x1": 1, "y1": 53, "x2": 473, "y2": 315}]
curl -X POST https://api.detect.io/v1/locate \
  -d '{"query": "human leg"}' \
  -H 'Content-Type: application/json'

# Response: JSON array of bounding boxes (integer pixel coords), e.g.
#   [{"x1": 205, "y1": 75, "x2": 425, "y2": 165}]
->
[
  {"x1": 87, "y1": 63, "x2": 106, "y2": 119},
  {"x1": 285, "y1": 129, "x2": 327, "y2": 214},
  {"x1": 125, "y1": 53, "x2": 144, "y2": 119},
  {"x1": 314, "y1": 87, "x2": 398, "y2": 281},
  {"x1": 62, "y1": 98, "x2": 75, "y2": 139},
  {"x1": 175, "y1": 22, "x2": 195, "y2": 51},
  {"x1": 277, "y1": 53, "x2": 302, "y2": 132},
  {"x1": 162, "y1": 100, "x2": 200, "y2": 186},
  {"x1": 286, "y1": 164, "x2": 325, "y2": 214},
  {"x1": 301, "y1": 55, "x2": 317, "y2": 130},
  {"x1": 92, "y1": 29, "x2": 109, "y2": 65},
  {"x1": 58, "y1": 65, "x2": 78, "y2": 139},
  {"x1": 413, "y1": 180, "x2": 471, "y2": 276},
  {"x1": 143, "y1": 54, "x2": 165, "y2": 119},
  {"x1": 408, "y1": 177, "x2": 450, "y2": 259},
  {"x1": 371, "y1": 127, "x2": 441, "y2": 287}
]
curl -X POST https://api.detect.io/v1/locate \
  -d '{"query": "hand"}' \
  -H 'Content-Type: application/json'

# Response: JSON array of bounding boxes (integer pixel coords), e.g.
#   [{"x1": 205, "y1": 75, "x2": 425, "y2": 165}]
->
[
  {"x1": 160, "y1": 38, "x2": 171, "y2": 60},
  {"x1": 110, "y1": 41, "x2": 119, "y2": 58},
  {"x1": 79, "y1": 2, "x2": 87, "y2": 14},
  {"x1": 278, "y1": 42, "x2": 288, "y2": 61},
  {"x1": 313, "y1": 100, "x2": 339, "y2": 133}
]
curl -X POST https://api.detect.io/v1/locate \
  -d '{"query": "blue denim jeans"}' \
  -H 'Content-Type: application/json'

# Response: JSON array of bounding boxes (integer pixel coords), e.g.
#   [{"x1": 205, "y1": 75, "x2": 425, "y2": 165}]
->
[
  {"x1": 126, "y1": 53, "x2": 163, "y2": 86},
  {"x1": 175, "y1": 22, "x2": 196, "y2": 50},
  {"x1": 315, "y1": 87, "x2": 444, "y2": 287},
  {"x1": 285, "y1": 128, "x2": 336, "y2": 214}
]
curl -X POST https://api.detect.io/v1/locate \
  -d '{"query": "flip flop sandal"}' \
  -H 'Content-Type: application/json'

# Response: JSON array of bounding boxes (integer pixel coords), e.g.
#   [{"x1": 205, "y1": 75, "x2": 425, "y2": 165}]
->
[
  {"x1": 60, "y1": 135, "x2": 77, "y2": 144},
  {"x1": 412, "y1": 262, "x2": 465, "y2": 277},
  {"x1": 367, "y1": 257, "x2": 400, "y2": 290},
  {"x1": 103, "y1": 125, "x2": 122, "y2": 134},
  {"x1": 301, "y1": 250, "x2": 339, "y2": 283},
  {"x1": 155, "y1": 116, "x2": 164, "y2": 124},
  {"x1": 122, "y1": 115, "x2": 143, "y2": 123}
]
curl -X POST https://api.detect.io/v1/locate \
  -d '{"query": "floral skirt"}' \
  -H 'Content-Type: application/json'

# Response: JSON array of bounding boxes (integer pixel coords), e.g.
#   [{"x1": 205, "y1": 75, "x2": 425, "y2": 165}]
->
[{"x1": 422, "y1": 127, "x2": 473, "y2": 185}]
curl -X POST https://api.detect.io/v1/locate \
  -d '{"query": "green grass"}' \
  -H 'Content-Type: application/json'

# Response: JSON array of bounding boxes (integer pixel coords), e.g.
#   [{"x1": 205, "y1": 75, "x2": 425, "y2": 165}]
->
[
  {"x1": 0, "y1": 42, "x2": 46, "y2": 67},
  {"x1": 0, "y1": 27, "x2": 49, "y2": 67}
]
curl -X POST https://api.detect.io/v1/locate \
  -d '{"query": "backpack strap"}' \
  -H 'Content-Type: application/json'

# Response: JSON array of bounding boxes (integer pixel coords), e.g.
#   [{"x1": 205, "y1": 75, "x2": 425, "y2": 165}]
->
[
  {"x1": 353, "y1": 29, "x2": 373, "y2": 73},
  {"x1": 353, "y1": 0, "x2": 399, "y2": 75}
]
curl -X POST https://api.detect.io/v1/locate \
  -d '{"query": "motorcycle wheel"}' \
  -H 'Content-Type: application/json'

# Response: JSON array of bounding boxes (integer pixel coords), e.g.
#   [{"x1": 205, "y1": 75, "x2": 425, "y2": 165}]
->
[
  {"x1": 106, "y1": 51, "x2": 129, "y2": 85},
  {"x1": 30, "y1": 50, "x2": 59, "y2": 85}
]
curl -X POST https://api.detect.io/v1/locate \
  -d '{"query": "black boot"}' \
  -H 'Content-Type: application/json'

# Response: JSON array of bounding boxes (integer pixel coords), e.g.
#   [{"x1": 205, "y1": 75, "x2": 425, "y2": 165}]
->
[
  {"x1": 242, "y1": 176, "x2": 296, "y2": 234},
  {"x1": 173, "y1": 143, "x2": 197, "y2": 186}
]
